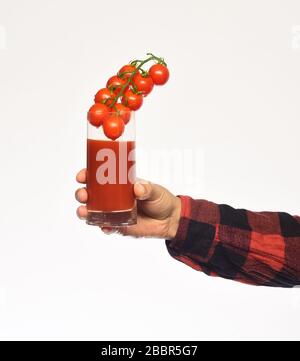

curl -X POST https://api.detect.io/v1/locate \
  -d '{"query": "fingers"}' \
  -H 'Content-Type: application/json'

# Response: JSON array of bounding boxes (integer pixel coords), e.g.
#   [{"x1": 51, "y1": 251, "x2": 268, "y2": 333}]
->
[
  {"x1": 100, "y1": 214, "x2": 162, "y2": 238},
  {"x1": 101, "y1": 227, "x2": 122, "y2": 235},
  {"x1": 75, "y1": 188, "x2": 88, "y2": 203},
  {"x1": 76, "y1": 169, "x2": 87, "y2": 184},
  {"x1": 134, "y1": 181, "x2": 163, "y2": 202},
  {"x1": 77, "y1": 205, "x2": 88, "y2": 220},
  {"x1": 76, "y1": 169, "x2": 87, "y2": 221},
  {"x1": 101, "y1": 226, "x2": 138, "y2": 237}
]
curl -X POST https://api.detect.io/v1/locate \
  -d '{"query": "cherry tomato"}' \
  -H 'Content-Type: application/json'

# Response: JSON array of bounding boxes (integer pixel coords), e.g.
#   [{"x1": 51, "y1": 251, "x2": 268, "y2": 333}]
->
[
  {"x1": 106, "y1": 76, "x2": 127, "y2": 95},
  {"x1": 103, "y1": 115, "x2": 125, "y2": 141},
  {"x1": 94, "y1": 88, "x2": 116, "y2": 106},
  {"x1": 121, "y1": 89, "x2": 143, "y2": 111},
  {"x1": 87, "y1": 103, "x2": 110, "y2": 127},
  {"x1": 118, "y1": 64, "x2": 136, "y2": 79},
  {"x1": 132, "y1": 72, "x2": 154, "y2": 96},
  {"x1": 149, "y1": 64, "x2": 170, "y2": 85},
  {"x1": 114, "y1": 103, "x2": 131, "y2": 124}
]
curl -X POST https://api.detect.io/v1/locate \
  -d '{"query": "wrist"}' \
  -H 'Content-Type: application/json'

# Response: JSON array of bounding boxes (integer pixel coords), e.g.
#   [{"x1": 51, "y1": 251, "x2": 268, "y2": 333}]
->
[{"x1": 167, "y1": 196, "x2": 182, "y2": 239}]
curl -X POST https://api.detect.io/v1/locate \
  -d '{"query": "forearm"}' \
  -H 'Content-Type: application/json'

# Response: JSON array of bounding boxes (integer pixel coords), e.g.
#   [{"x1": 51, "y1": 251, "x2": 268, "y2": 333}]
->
[{"x1": 166, "y1": 196, "x2": 300, "y2": 287}]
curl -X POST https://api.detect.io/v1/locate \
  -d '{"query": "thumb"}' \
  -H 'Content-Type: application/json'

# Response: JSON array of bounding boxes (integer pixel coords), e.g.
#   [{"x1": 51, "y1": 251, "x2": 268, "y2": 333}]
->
[{"x1": 134, "y1": 181, "x2": 163, "y2": 202}]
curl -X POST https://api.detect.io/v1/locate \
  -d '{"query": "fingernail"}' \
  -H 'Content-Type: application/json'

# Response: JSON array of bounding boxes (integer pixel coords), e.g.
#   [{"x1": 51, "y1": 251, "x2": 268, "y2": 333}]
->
[
  {"x1": 102, "y1": 227, "x2": 115, "y2": 235},
  {"x1": 77, "y1": 210, "x2": 86, "y2": 220},
  {"x1": 136, "y1": 182, "x2": 145, "y2": 193},
  {"x1": 135, "y1": 182, "x2": 149, "y2": 200}
]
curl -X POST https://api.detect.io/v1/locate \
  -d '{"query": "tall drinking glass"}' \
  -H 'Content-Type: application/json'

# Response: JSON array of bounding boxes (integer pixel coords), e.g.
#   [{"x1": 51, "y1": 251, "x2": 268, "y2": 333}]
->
[{"x1": 86, "y1": 111, "x2": 137, "y2": 227}]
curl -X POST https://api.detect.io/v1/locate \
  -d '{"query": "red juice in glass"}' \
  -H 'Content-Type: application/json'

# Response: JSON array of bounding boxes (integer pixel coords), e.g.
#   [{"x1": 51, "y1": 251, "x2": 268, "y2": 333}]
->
[{"x1": 86, "y1": 112, "x2": 137, "y2": 227}]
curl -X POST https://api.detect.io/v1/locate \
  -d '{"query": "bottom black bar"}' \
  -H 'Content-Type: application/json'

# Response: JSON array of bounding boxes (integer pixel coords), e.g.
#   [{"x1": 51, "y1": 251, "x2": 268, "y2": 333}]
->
[{"x1": 0, "y1": 341, "x2": 201, "y2": 359}]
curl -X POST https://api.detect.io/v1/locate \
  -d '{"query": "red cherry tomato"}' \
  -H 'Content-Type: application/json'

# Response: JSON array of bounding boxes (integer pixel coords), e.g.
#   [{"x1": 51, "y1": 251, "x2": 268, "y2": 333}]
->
[
  {"x1": 149, "y1": 64, "x2": 170, "y2": 85},
  {"x1": 106, "y1": 76, "x2": 127, "y2": 95},
  {"x1": 118, "y1": 64, "x2": 136, "y2": 79},
  {"x1": 94, "y1": 88, "x2": 116, "y2": 106},
  {"x1": 103, "y1": 115, "x2": 125, "y2": 141},
  {"x1": 114, "y1": 103, "x2": 131, "y2": 124},
  {"x1": 87, "y1": 103, "x2": 110, "y2": 127},
  {"x1": 121, "y1": 89, "x2": 143, "y2": 111},
  {"x1": 132, "y1": 72, "x2": 154, "y2": 96}
]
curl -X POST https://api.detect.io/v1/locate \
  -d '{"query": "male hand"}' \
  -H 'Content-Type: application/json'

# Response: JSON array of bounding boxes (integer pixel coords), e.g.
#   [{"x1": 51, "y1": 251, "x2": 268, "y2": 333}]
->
[{"x1": 75, "y1": 169, "x2": 181, "y2": 239}]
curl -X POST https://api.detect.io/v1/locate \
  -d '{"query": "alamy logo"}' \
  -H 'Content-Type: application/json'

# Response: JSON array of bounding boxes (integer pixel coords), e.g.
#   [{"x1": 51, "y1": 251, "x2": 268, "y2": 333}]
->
[
  {"x1": 92, "y1": 144, "x2": 205, "y2": 192},
  {"x1": 96, "y1": 144, "x2": 136, "y2": 185}
]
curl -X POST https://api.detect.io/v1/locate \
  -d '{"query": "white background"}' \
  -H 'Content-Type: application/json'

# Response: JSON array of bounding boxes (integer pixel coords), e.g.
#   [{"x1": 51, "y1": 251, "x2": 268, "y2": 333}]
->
[{"x1": 0, "y1": 0, "x2": 300, "y2": 340}]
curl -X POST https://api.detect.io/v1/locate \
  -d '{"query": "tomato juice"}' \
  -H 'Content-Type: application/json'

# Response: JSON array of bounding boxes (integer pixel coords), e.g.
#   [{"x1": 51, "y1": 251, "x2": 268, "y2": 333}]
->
[{"x1": 86, "y1": 139, "x2": 136, "y2": 226}]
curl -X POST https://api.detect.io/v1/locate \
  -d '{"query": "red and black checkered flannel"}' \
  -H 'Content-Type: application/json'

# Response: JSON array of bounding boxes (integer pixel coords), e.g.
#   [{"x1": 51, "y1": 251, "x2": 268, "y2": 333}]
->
[{"x1": 166, "y1": 196, "x2": 300, "y2": 287}]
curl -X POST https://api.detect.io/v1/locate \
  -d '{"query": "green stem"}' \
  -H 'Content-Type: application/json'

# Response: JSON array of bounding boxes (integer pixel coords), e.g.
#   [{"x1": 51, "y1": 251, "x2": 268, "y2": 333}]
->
[
  {"x1": 146, "y1": 53, "x2": 167, "y2": 66},
  {"x1": 131, "y1": 60, "x2": 143, "y2": 64},
  {"x1": 139, "y1": 68, "x2": 148, "y2": 76},
  {"x1": 110, "y1": 55, "x2": 157, "y2": 108}
]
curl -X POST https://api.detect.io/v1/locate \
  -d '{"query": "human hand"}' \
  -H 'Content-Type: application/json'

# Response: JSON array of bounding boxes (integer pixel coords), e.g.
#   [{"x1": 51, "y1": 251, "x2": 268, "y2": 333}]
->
[{"x1": 75, "y1": 169, "x2": 181, "y2": 239}]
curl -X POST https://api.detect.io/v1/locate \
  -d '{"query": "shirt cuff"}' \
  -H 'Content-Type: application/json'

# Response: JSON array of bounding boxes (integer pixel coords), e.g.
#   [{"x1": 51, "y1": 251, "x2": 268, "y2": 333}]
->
[
  {"x1": 167, "y1": 195, "x2": 218, "y2": 250},
  {"x1": 169, "y1": 195, "x2": 192, "y2": 243}
]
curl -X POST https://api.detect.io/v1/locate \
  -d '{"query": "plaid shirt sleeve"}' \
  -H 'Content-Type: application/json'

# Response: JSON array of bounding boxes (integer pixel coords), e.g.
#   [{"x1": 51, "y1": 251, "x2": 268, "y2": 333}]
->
[{"x1": 166, "y1": 196, "x2": 300, "y2": 287}]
